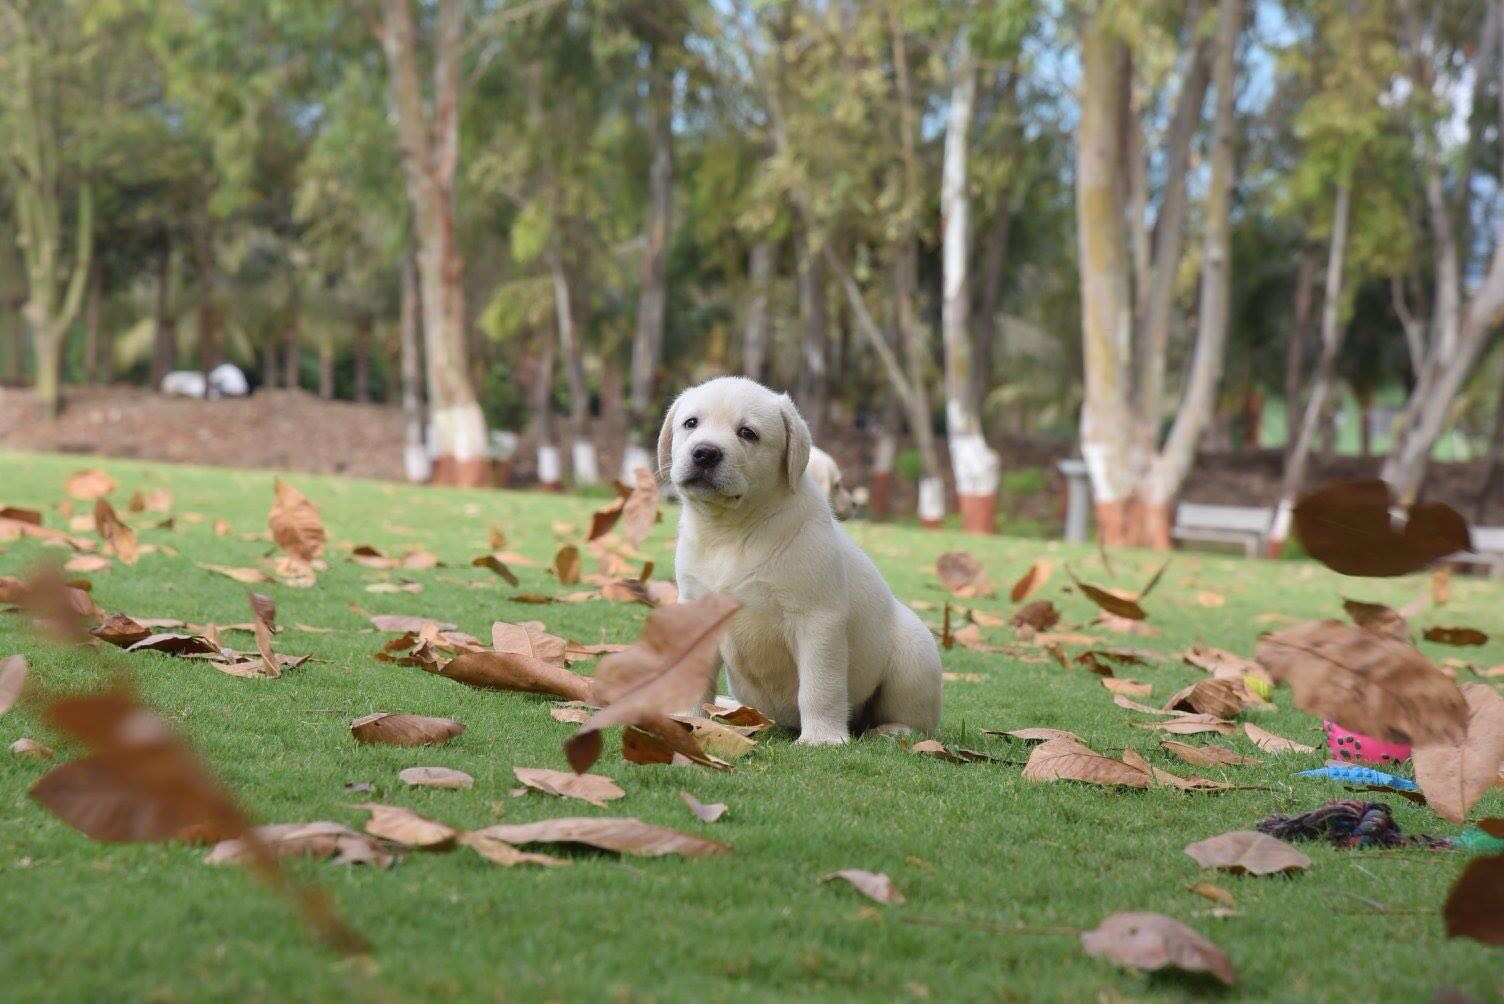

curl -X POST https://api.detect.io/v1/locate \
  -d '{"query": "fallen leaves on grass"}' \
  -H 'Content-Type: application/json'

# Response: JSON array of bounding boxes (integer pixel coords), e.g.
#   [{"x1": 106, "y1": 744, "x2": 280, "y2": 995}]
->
[
  {"x1": 1412, "y1": 683, "x2": 1504, "y2": 823},
  {"x1": 1067, "y1": 566, "x2": 1146, "y2": 620},
  {"x1": 620, "y1": 468, "x2": 661, "y2": 548},
  {"x1": 1010, "y1": 600, "x2": 1060, "y2": 637},
  {"x1": 128, "y1": 489, "x2": 172, "y2": 513},
  {"x1": 1164, "y1": 679, "x2": 1244, "y2": 719},
  {"x1": 398, "y1": 767, "x2": 474, "y2": 790},
  {"x1": 492, "y1": 621, "x2": 568, "y2": 667},
  {"x1": 207, "y1": 822, "x2": 394, "y2": 869},
  {"x1": 0, "y1": 654, "x2": 27, "y2": 716},
  {"x1": 554, "y1": 545, "x2": 582, "y2": 585},
  {"x1": 198, "y1": 563, "x2": 272, "y2": 585},
  {"x1": 470, "y1": 817, "x2": 730, "y2": 858},
  {"x1": 1187, "y1": 882, "x2": 1235, "y2": 906},
  {"x1": 11, "y1": 737, "x2": 53, "y2": 759},
  {"x1": 621, "y1": 718, "x2": 730, "y2": 771},
  {"x1": 1444, "y1": 853, "x2": 1504, "y2": 946},
  {"x1": 1081, "y1": 912, "x2": 1235, "y2": 987},
  {"x1": 564, "y1": 594, "x2": 740, "y2": 773},
  {"x1": 1010, "y1": 561, "x2": 1052, "y2": 603},
  {"x1": 472, "y1": 553, "x2": 519, "y2": 586},
  {"x1": 513, "y1": 766, "x2": 625, "y2": 808},
  {"x1": 681, "y1": 791, "x2": 728, "y2": 823},
  {"x1": 65, "y1": 468, "x2": 117, "y2": 500},
  {"x1": 1424, "y1": 626, "x2": 1489, "y2": 647},
  {"x1": 0, "y1": 504, "x2": 42, "y2": 524},
  {"x1": 1101, "y1": 678, "x2": 1153, "y2": 697},
  {"x1": 370, "y1": 613, "x2": 456, "y2": 634},
  {"x1": 93, "y1": 499, "x2": 139, "y2": 565},
  {"x1": 821, "y1": 869, "x2": 904, "y2": 904},
  {"x1": 1256, "y1": 620, "x2": 1467, "y2": 746},
  {"x1": 991, "y1": 727, "x2": 1084, "y2": 744},
  {"x1": 64, "y1": 554, "x2": 112, "y2": 573},
  {"x1": 936, "y1": 551, "x2": 990, "y2": 597},
  {"x1": 1243, "y1": 723, "x2": 1316, "y2": 754},
  {"x1": 350, "y1": 712, "x2": 465, "y2": 747},
  {"x1": 704, "y1": 703, "x2": 775, "y2": 731},
  {"x1": 438, "y1": 651, "x2": 594, "y2": 702},
  {"x1": 1184, "y1": 830, "x2": 1310, "y2": 875},
  {"x1": 354, "y1": 803, "x2": 458, "y2": 849},
  {"x1": 1294, "y1": 479, "x2": 1469, "y2": 577},
  {"x1": 1120, "y1": 748, "x2": 1240, "y2": 792},
  {"x1": 268, "y1": 479, "x2": 326, "y2": 562},
  {"x1": 1133, "y1": 714, "x2": 1235, "y2": 736},
  {"x1": 1161, "y1": 741, "x2": 1262, "y2": 768},
  {"x1": 1021, "y1": 737, "x2": 1150, "y2": 788},
  {"x1": 126, "y1": 632, "x2": 222, "y2": 657},
  {"x1": 458, "y1": 832, "x2": 571, "y2": 868},
  {"x1": 1183, "y1": 644, "x2": 1271, "y2": 685},
  {"x1": 1343, "y1": 599, "x2": 1410, "y2": 641}
]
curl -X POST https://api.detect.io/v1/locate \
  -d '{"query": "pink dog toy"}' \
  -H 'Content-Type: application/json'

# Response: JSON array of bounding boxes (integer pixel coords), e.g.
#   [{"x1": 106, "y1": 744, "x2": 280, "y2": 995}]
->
[{"x1": 1323, "y1": 720, "x2": 1411, "y2": 766}]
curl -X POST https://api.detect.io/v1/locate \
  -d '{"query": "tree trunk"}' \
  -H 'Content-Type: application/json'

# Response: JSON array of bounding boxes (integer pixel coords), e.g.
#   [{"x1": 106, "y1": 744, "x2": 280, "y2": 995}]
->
[
  {"x1": 373, "y1": 0, "x2": 486, "y2": 486},
  {"x1": 623, "y1": 45, "x2": 674, "y2": 481},
  {"x1": 741, "y1": 240, "x2": 773, "y2": 383},
  {"x1": 318, "y1": 336, "x2": 335, "y2": 400},
  {"x1": 1075, "y1": 14, "x2": 1140, "y2": 544},
  {"x1": 533, "y1": 329, "x2": 561, "y2": 490},
  {"x1": 940, "y1": 33, "x2": 1000, "y2": 534},
  {"x1": 282, "y1": 306, "x2": 300, "y2": 390},
  {"x1": 1284, "y1": 249, "x2": 1316, "y2": 451},
  {"x1": 261, "y1": 341, "x2": 279, "y2": 389},
  {"x1": 83, "y1": 260, "x2": 101, "y2": 385},
  {"x1": 795, "y1": 229, "x2": 829, "y2": 441},
  {"x1": 194, "y1": 222, "x2": 220, "y2": 377},
  {"x1": 1141, "y1": 0, "x2": 1242, "y2": 542},
  {"x1": 972, "y1": 192, "x2": 1014, "y2": 418},
  {"x1": 1473, "y1": 351, "x2": 1504, "y2": 520},
  {"x1": 399, "y1": 248, "x2": 430, "y2": 482},
  {"x1": 550, "y1": 250, "x2": 597, "y2": 485},
  {"x1": 1269, "y1": 182, "x2": 1352, "y2": 551},
  {"x1": 1356, "y1": 387, "x2": 1374, "y2": 457},
  {"x1": 353, "y1": 314, "x2": 372, "y2": 403},
  {"x1": 150, "y1": 245, "x2": 175, "y2": 390}
]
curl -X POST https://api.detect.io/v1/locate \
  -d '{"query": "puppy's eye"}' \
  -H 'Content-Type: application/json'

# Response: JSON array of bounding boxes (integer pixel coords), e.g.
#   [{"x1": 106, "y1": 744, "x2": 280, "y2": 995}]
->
[
  {"x1": 737, "y1": 426, "x2": 759, "y2": 443},
  {"x1": 682, "y1": 417, "x2": 698, "y2": 430}
]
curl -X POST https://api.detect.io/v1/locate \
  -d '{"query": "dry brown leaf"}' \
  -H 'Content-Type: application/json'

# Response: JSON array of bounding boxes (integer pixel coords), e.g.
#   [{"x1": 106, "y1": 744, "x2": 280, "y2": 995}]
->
[
  {"x1": 821, "y1": 868, "x2": 904, "y2": 904},
  {"x1": 213, "y1": 519, "x2": 232, "y2": 536},
  {"x1": 198, "y1": 563, "x2": 272, "y2": 585},
  {"x1": 458, "y1": 831, "x2": 570, "y2": 868},
  {"x1": 471, "y1": 817, "x2": 730, "y2": 858},
  {"x1": 553, "y1": 544, "x2": 582, "y2": 585},
  {"x1": 370, "y1": 614, "x2": 457, "y2": 634},
  {"x1": 65, "y1": 468, "x2": 117, "y2": 500},
  {"x1": 680, "y1": 790, "x2": 728, "y2": 823},
  {"x1": 1424, "y1": 626, "x2": 1489, "y2": 647},
  {"x1": 207, "y1": 822, "x2": 395, "y2": 868},
  {"x1": 565, "y1": 594, "x2": 739, "y2": 773},
  {"x1": 621, "y1": 717, "x2": 731, "y2": 771},
  {"x1": 990, "y1": 727, "x2": 1084, "y2": 744},
  {"x1": 1433, "y1": 566, "x2": 1453, "y2": 606},
  {"x1": 1081, "y1": 912, "x2": 1235, "y2": 986},
  {"x1": 704, "y1": 703, "x2": 775, "y2": 731},
  {"x1": 1294, "y1": 479, "x2": 1469, "y2": 577},
  {"x1": 513, "y1": 766, "x2": 625, "y2": 807},
  {"x1": 1444, "y1": 852, "x2": 1504, "y2": 946},
  {"x1": 64, "y1": 554, "x2": 112, "y2": 573},
  {"x1": 1164, "y1": 679, "x2": 1243, "y2": 719},
  {"x1": 1187, "y1": 882, "x2": 1235, "y2": 906},
  {"x1": 349, "y1": 712, "x2": 465, "y2": 747},
  {"x1": 93, "y1": 499, "x2": 139, "y2": 565},
  {"x1": 1133, "y1": 714, "x2": 1235, "y2": 736},
  {"x1": 1022, "y1": 737, "x2": 1150, "y2": 788},
  {"x1": 1242, "y1": 722, "x2": 1316, "y2": 754},
  {"x1": 1101, "y1": 678, "x2": 1152, "y2": 697},
  {"x1": 471, "y1": 553, "x2": 519, "y2": 586},
  {"x1": 1343, "y1": 598, "x2": 1410, "y2": 641},
  {"x1": 1183, "y1": 644, "x2": 1269, "y2": 683},
  {"x1": 11, "y1": 737, "x2": 54, "y2": 759},
  {"x1": 1256, "y1": 619, "x2": 1467, "y2": 746},
  {"x1": 1120, "y1": 747, "x2": 1237, "y2": 792},
  {"x1": 587, "y1": 495, "x2": 627, "y2": 541},
  {"x1": 492, "y1": 621, "x2": 568, "y2": 667},
  {"x1": 0, "y1": 654, "x2": 27, "y2": 716},
  {"x1": 365, "y1": 581, "x2": 423, "y2": 595},
  {"x1": 620, "y1": 468, "x2": 661, "y2": 548},
  {"x1": 0, "y1": 504, "x2": 42, "y2": 524},
  {"x1": 1009, "y1": 601, "x2": 1062, "y2": 639},
  {"x1": 671, "y1": 715, "x2": 758, "y2": 760},
  {"x1": 1195, "y1": 592, "x2": 1226, "y2": 608},
  {"x1": 398, "y1": 766, "x2": 474, "y2": 790},
  {"x1": 438, "y1": 651, "x2": 594, "y2": 702},
  {"x1": 1413, "y1": 683, "x2": 1504, "y2": 823},
  {"x1": 551, "y1": 704, "x2": 593, "y2": 725},
  {"x1": 1010, "y1": 560, "x2": 1052, "y2": 603},
  {"x1": 1067, "y1": 567, "x2": 1146, "y2": 620},
  {"x1": 1113, "y1": 694, "x2": 1175, "y2": 716},
  {"x1": 268, "y1": 479, "x2": 326, "y2": 562},
  {"x1": 131, "y1": 488, "x2": 172, "y2": 513},
  {"x1": 354, "y1": 802, "x2": 457, "y2": 849},
  {"x1": 1184, "y1": 830, "x2": 1310, "y2": 875},
  {"x1": 936, "y1": 551, "x2": 990, "y2": 597},
  {"x1": 126, "y1": 633, "x2": 222, "y2": 657},
  {"x1": 1161, "y1": 741, "x2": 1262, "y2": 768}
]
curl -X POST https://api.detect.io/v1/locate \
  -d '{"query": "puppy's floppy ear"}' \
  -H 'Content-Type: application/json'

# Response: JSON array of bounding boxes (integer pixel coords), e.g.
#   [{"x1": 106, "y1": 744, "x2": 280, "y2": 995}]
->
[
  {"x1": 779, "y1": 394, "x2": 812, "y2": 489},
  {"x1": 655, "y1": 396, "x2": 678, "y2": 482}
]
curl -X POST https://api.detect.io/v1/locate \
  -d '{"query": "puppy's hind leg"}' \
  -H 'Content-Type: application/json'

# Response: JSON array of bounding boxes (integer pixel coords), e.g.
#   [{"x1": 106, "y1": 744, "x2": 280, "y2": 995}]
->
[{"x1": 868, "y1": 607, "x2": 942, "y2": 735}]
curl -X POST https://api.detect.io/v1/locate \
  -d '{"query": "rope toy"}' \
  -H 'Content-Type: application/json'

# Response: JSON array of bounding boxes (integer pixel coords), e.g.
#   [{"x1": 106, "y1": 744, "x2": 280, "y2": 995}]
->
[{"x1": 1257, "y1": 800, "x2": 1449, "y2": 849}]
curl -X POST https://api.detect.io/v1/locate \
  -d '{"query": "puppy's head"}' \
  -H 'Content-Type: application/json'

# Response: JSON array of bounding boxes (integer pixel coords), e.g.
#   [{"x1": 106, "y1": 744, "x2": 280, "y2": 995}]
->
[
  {"x1": 657, "y1": 377, "x2": 811, "y2": 511},
  {"x1": 805, "y1": 446, "x2": 854, "y2": 520}
]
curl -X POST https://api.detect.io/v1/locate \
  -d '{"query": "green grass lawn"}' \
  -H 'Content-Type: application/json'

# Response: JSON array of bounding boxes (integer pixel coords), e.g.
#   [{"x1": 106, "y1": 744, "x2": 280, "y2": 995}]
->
[{"x1": 1, "y1": 448, "x2": 1501, "y2": 1003}]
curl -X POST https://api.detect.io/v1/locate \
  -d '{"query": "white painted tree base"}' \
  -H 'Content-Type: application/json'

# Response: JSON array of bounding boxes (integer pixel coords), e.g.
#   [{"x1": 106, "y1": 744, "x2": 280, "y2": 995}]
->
[
  {"x1": 429, "y1": 402, "x2": 488, "y2": 462},
  {"x1": 620, "y1": 444, "x2": 654, "y2": 483},
  {"x1": 918, "y1": 477, "x2": 946, "y2": 525},
  {"x1": 537, "y1": 445, "x2": 563, "y2": 486},
  {"x1": 948, "y1": 431, "x2": 1000, "y2": 495},
  {"x1": 403, "y1": 443, "x2": 432, "y2": 483},
  {"x1": 571, "y1": 440, "x2": 600, "y2": 485}
]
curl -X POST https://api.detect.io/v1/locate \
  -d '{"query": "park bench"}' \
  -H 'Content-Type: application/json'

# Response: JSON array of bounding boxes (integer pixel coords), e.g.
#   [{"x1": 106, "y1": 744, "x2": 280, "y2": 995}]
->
[{"x1": 1170, "y1": 502, "x2": 1270, "y2": 557}]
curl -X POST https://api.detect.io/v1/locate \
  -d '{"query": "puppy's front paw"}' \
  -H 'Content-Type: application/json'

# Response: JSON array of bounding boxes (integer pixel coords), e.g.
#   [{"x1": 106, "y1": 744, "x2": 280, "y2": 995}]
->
[{"x1": 795, "y1": 727, "x2": 850, "y2": 747}]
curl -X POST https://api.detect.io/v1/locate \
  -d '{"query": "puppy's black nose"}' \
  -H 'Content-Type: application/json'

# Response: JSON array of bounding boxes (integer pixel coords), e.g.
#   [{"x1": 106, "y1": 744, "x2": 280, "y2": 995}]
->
[{"x1": 691, "y1": 444, "x2": 723, "y2": 469}]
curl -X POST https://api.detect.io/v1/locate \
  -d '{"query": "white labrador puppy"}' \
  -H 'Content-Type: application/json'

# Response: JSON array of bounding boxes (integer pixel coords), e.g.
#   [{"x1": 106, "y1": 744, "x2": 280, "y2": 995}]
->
[
  {"x1": 806, "y1": 446, "x2": 854, "y2": 520},
  {"x1": 660, "y1": 376, "x2": 941, "y2": 745}
]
